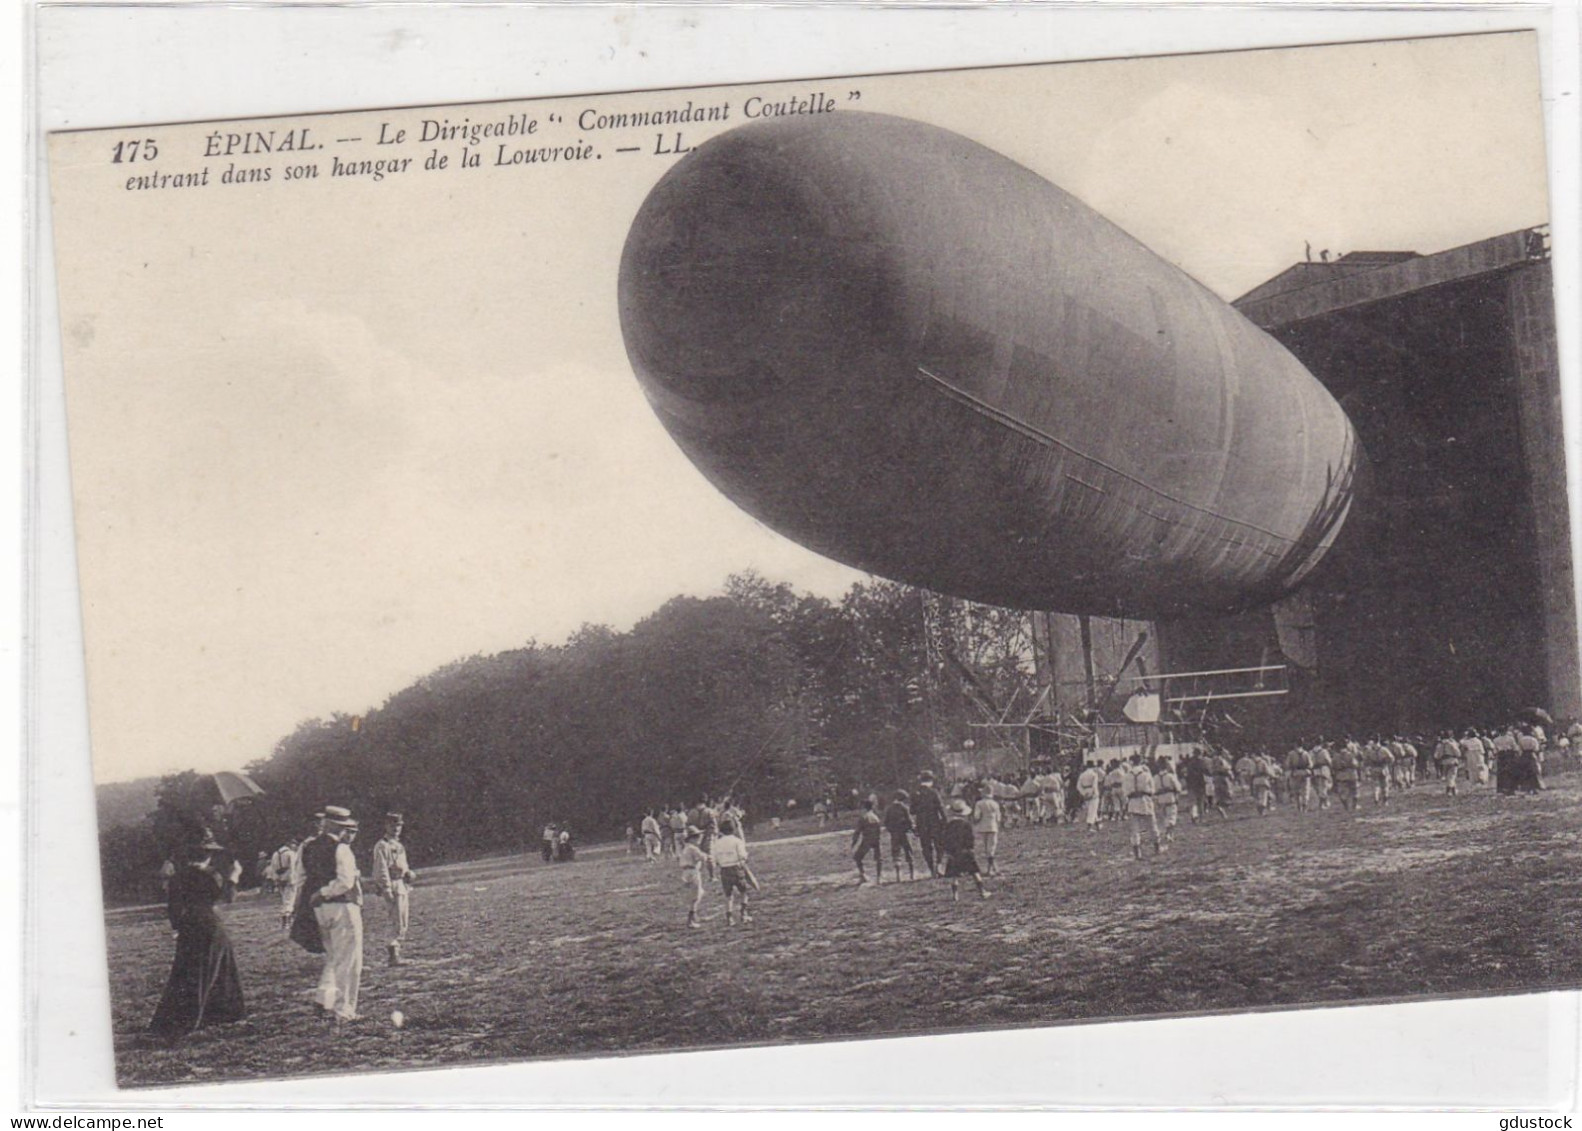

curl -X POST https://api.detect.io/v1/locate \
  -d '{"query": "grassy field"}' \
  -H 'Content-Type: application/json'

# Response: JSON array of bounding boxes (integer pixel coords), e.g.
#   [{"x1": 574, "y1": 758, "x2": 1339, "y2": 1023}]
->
[{"x1": 107, "y1": 771, "x2": 1582, "y2": 1087}]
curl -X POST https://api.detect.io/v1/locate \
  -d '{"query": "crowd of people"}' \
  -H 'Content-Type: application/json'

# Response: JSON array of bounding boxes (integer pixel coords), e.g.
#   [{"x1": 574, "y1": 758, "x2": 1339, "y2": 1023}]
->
[
  {"x1": 141, "y1": 717, "x2": 1573, "y2": 1041},
  {"x1": 146, "y1": 806, "x2": 417, "y2": 1041},
  {"x1": 607, "y1": 719, "x2": 1579, "y2": 928},
  {"x1": 631, "y1": 796, "x2": 750, "y2": 866},
  {"x1": 812, "y1": 720, "x2": 1575, "y2": 897}
]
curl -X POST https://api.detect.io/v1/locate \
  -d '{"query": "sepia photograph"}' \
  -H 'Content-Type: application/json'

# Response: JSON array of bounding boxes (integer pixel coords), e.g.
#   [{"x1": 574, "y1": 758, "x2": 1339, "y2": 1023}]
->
[{"x1": 41, "y1": 25, "x2": 1582, "y2": 1096}]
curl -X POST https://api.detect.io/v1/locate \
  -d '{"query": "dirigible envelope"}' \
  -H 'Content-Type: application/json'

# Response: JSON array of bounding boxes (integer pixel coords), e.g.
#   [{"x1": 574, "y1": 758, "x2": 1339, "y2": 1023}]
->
[{"x1": 620, "y1": 112, "x2": 1365, "y2": 618}]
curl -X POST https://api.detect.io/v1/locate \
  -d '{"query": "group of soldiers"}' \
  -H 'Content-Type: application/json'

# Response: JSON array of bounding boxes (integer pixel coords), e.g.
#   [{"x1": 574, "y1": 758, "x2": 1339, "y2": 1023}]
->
[
  {"x1": 636, "y1": 796, "x2": 749, "y2": 866},
  {"x1": 840, "y1": 720, "x2": 1568, "y2": 882},
  {"x1": 1050, "y1": 720, "x2": 1567, "y2": 860}
]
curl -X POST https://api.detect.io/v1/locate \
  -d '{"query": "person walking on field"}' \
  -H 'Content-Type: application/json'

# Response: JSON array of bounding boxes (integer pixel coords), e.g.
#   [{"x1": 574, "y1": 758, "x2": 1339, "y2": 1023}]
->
[
  {"x1": 939, "y1": 800, "x2": 991, "y2": 902},
  {"x1": 1311, "y1": 743, "x2": 1334, "y2": 809},
  {"x1": 1102, "y1": 760, "x2": 1126, "y2": 824},
  {"x1": 668, "y1": 806, "x2": 688, "y2": 856},
  {"x1": 913, "y1": 772, "x2": 948, "y2": 878},
  {"x1": 641, "y1": 810, "x2": 663, "y2": 862},
  {"x1": 1235, "y1": 751, "x2": 1257, "y2": 792},
  {"x1": 1182, "y1": 751, "x2": 1208, "y2": 824},
  {"x1": 1390, "y1": 738, "x2": 1414, "y2": 791},
  {"x1": 679, "y1": 827, "x2": 709, "y2": 928},
  {"x1": 1517, "y1": 727, "x2": 1545, "y2": 792},
  {"x1": 1153, "y1": 757, "x2": 1181, "y2": 844},
  {"x1": 712, "y1": 818, "x2": 757, "y2": 926},
  {"x1": 1332, "y1": 742, "x2": 1362, "y2": 810},
  {"x1": 1366, "y1": 739, "x2": 1394, "y2": 806},
  {"x1": 852, "y1": 796, "x2": 884, "y2": 885},
  {"x1": 1249, "y1": 752, "x2": 1275, "y2": 816},
  {"x1": 695, "y1": 798, "x2": 720, "y2": 880},
  {"x1": 971, "y1": 785, "x2": 1003, "y2": 876},
  {"x1": 1461, "y1": 730, "x2": 1490, "y2": 786},
  {"x1": 147, "y1": 838, "x2": 246, "y2": 1040},
  {"x1": 1077, "y1": 761, "x2": 1103, "y2": 832},
  {"x1": 1017, "y1": 773, "x2": 1041, "y2": 826},
  {"x1": 304, "y1": 807, "x2": 364, "y2": 1024},
  {"x1": 1286, "y1": 745, "x2": 1313, "y2": 813},
  {"x1": 1123, "y1": 754, "x2": 1162, "y2": 858},
  {"x1": 1209, "y1": 750, "x2": 1235, "y2": 820},
  {"x1": 371, "y1": 812, "x2": 417, "y2": 968},
  {"x1": 268, "y1": 836, "x2": 301, "y2": 932},
  {"x1": 1435, "y1": 733, "x2": 1463, "y2": 796},
  {"x1": 1042, "y1": 767, "x2": 1066, "y2": 824},
  {"x1": 883, "y1": 790, "x2": 917, "y2": 882}
]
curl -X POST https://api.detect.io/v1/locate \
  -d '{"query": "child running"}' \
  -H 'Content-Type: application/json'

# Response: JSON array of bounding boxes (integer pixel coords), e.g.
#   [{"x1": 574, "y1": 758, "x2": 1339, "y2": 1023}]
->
[
  {"x1": 940, "y1": 800, "x2": 991, "y2": 902},
  {"x1": 852, "y1": 796, "x2": 884, "y2": 885},
  {"x1": 712, "y1": 818, "x2": 755, "y2": 926},
  {"x1": 883, "y1": 790, "x2": 916, "y2": 882},
  {"x1": 679, "y1": 826, "x2": 709, "y2": 928},
  {"x1": 971, "y1": 785, "x2": 1002, "y2": 876}
]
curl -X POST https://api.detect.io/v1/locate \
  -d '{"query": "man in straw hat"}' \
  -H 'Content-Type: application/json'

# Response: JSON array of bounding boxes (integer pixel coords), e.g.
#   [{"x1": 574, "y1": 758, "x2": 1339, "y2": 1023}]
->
[{"x1": 304, "y1": 805, "x2": 364, "y2": 1022}]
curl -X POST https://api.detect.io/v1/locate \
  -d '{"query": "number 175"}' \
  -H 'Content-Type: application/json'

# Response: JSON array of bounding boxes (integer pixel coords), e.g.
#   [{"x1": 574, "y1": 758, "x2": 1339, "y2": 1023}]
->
[{"x1": 111, "y1": 138, "x2": 158, "y2": 163}]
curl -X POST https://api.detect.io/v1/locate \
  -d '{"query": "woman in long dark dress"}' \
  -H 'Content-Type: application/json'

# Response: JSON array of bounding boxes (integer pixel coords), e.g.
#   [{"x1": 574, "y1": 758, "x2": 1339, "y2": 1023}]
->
[{"x1": 147, "y1": 841, "x2": 245, "y2": 1039}]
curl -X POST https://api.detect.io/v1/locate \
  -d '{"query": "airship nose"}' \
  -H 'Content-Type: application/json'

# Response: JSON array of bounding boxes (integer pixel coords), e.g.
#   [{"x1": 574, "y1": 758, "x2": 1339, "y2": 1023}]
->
[{"x1": 618, "y1": 129, "x2": 889, "y2": 407}]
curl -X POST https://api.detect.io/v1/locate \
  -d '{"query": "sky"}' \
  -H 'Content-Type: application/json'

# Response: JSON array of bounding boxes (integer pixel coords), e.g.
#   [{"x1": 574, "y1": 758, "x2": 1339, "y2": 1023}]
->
[{"x1": 47, "y1": 33, "x2": 1551, "y2": 783}]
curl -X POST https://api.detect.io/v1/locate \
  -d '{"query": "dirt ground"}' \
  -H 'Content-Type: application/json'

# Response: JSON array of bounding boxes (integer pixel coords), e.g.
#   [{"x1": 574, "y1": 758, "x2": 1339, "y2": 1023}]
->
[{"x1": 106, "y1": 770, "x2": 1582, "y2": 1087}]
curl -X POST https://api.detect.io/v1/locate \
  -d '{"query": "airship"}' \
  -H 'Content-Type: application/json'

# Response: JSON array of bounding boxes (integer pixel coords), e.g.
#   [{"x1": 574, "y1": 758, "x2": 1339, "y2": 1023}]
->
[{"x1": 618, "y1": 111, "x2": 1364, "y2": 619}]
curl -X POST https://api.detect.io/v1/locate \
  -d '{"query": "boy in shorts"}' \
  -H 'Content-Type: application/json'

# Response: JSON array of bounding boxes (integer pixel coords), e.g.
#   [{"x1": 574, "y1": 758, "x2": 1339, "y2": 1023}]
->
[
  {"x1": 882, "y1": 790, "x2": 916, "y2": 882},
  {"x1": 679, "y1": 827, "x2": 709, "y2": 928},
  {"x1": 971, "y1": 786, "x2": 1002, "y2": 876},
  {"x1": 940, "y1": 799, "x2": 991, "y2": 901},
  {"x1": 852, "y1": 795, "x2": 884, "y2": 885},
  {"x1": 712, "y1": 818, "x2": 756, "y2": 926}
]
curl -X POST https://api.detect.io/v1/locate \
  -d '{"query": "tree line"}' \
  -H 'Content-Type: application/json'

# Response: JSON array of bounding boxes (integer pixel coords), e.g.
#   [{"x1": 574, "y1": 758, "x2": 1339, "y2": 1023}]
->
[{"x1": 99, "y1": 573, "x2": 1041, "y2": 905}]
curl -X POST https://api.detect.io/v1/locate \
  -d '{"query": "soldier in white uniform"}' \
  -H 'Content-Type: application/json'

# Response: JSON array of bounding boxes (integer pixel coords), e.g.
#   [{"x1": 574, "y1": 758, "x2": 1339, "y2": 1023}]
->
[
  {"x1": 1123, "y1": 754, "x2": 1161, "y2": 859},
  {"x1": 1285, "y1": 746, "x2": 1313, "y2": 813},
  {"x1": 268, "y1": 836, "x2": 301, "y2": 931},
  {"x1": 1152, "y1": 758, "x2": 1181, "y2": 844},
  {"x1": 1077, "y1": 762, "x2": 1102, "y2": 832},
  {"x1": 1434, "y1": 732, "x2": 1463, "y2": 794},
  {"x1": 1461, "y1": 730, "x2": 1489, "y2": 785},
  {"x1": 372, "y1": 812, "x2": 417, "y2": 967},
  {"x1": 1310, "y1": 743, "x2": 1334, "y2": 809}
]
